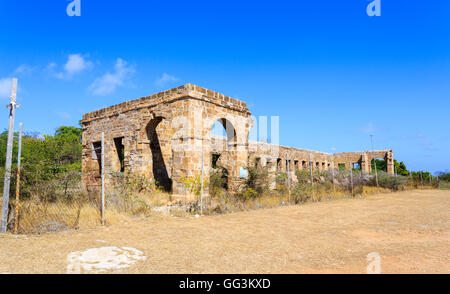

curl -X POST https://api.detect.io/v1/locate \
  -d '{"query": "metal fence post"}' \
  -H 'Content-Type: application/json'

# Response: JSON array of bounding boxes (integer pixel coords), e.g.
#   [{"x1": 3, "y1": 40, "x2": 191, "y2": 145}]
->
[
  {"x1": 101, "y1": 132, "x2": 105, "y2": 225},
  {"x1": 200, "y1": 149, "x2": 204, "y2": 215}
]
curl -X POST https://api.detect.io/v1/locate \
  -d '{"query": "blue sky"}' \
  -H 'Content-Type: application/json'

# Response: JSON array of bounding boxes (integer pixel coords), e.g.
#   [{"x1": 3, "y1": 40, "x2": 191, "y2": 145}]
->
[{"x1": 0, "y1": 1, "x2": 449, "y2": 174}]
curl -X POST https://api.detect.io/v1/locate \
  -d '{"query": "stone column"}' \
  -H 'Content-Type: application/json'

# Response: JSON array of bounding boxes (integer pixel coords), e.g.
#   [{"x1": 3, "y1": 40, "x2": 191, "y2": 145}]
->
[
  {"x1": 361, "y1": 153, "x2": 370, "y2": 173},
  {"x1": 386, "y1": 149, "x2": 394, "y2": 175}
]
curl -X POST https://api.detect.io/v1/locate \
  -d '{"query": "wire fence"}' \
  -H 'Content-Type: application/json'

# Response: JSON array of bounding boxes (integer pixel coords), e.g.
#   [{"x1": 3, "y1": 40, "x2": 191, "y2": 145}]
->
[
  {"x1": 439, "y1": 181, "x2": 450, "y2": 190},
  {"x1": 0, "y1": 167, "x2": 444, "y2": 234},
  {"x1": 0, "y1": 170, "x2": 102, "y2": 234}
]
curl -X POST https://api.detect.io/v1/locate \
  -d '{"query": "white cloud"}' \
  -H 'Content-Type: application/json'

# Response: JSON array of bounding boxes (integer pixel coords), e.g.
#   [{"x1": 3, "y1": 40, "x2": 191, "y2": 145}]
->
[
  {"x1": 155, "y1": 73, "x2": 179, "y2": 87},
  {"x1": 64, "y1": 54, "x2": 91, "y2": 76},
  {"x1": 52, "y1": 54, "x2": 92, "y2": 79},
  {"x1": 89, "y1": 58, "x2": 135, "y2": 96},
  {"x1": 0, "y1": 78, "x2": 12, "y2": 99}
]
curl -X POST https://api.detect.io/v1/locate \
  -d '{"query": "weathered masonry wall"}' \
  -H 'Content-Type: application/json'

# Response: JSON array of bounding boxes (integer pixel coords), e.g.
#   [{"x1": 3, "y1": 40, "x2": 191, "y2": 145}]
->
[
  {"x1": 82, "y1": 84, "x2": 394, "y2": 197},
  {"x1": 333, "y1": 150, "x2": 394, "y2": 174},
  {"x1": 82, "y1": 84, "x2": 252, "y2": 196}
]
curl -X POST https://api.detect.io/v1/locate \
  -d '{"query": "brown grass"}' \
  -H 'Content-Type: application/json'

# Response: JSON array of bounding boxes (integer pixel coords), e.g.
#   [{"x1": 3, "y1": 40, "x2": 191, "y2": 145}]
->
[{"x1": 0, "y1": 189, "x2": 448, "y2": 273}]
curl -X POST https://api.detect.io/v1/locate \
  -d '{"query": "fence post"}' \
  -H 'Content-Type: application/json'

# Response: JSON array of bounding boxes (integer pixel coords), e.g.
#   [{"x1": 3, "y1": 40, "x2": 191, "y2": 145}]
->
[
  {"x1": 309, "y1": 153, "x2": 314, "y2": 200},
  {"x1": 349, "y1": 162, "x2": 354, "y2": 197},
  {"x1": 101, "y1": 132, "x2": 105, "y2": 225},
  {"x1": 331, "y1": 159, "x2": 336, "y2": 198},
  {"x1": 286, "y1": 154, "x2": 290, "y2": 204},
  {"x1": 13, "y1": 123, "x2": 23, "y2": 234},
  {"x1": 420, "y1": 171, "x2": 423, "y2": 189},
  {"x1": 200, "y1": 149, "x2": 204, "y2": 215}
]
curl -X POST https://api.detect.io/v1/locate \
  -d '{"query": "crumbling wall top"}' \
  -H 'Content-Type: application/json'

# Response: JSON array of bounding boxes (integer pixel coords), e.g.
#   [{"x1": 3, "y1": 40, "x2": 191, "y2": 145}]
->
[{"x1": 82, "y1": 84, "x2": 250, "y2": 123}]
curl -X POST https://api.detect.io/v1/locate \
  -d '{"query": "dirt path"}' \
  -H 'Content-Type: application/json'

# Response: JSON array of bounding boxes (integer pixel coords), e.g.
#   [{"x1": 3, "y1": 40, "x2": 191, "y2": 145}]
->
[{"x1": 0, "y1": 189, "x2": 449, "y2": 273}]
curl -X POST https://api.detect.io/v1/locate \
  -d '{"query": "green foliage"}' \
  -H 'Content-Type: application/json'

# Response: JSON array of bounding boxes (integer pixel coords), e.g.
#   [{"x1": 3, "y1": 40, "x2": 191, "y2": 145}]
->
[
  {"x1": 371, "y1": 158, "x2": 386, "y2": 172},
  {"x1": 437, "y1": 172, "x2": 450, "y2": 182},
  {"x1": 180, "y1": 175, "x2": 208, "y2": 198},
  {"x1": 244, "y1": 165, "x2": 269, "y2": 195},
  {"x1": 411, "y1": 171, "x2": 433, "y2": 183},
  {"x1": 276, "y1": 172, "x2": 287, "y2": 192},
  {"x1": 394, "y1": 160, "x2": 409, "y2": 176},
  {"x1": 293, "y1": 170, "x2": 313, "y2": 203},
  {"x1": 209, "y1": 167, "x2": 228, "y2": 198},
  {"x1": 240, "y1": 187, "x2": 258, "y2": 201},
  {"x1": 235, "y1": 163, "x2": 269, "y2": 200},
  {"x1": 0, "y1": 125, "x2": 82, "y2": 199},
  {"x1": 377, "y1": 171, "x2": 407, "y2": 190}
]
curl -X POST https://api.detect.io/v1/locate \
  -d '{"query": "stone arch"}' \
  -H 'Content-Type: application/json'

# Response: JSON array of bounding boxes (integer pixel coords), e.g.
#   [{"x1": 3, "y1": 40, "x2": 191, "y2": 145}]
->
[
  {"x1": 208, "y1": 117, "x2": 238, "y2": 191},
  {"x1": 209, "y1": 117, "x2": 237, "y2": 145},
  {"x1": 145, "y1": 116, "x2": 173, "y2": 192}
]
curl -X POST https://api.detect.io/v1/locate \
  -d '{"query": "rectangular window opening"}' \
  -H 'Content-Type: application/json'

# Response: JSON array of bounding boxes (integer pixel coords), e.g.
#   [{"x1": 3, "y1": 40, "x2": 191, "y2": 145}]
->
[
  {"x1": 92, "y1": 141, "x2": 102, "y2": 176},
  {"x1": 212, "y1": 153, "x2": 221, "y2": 168},
  {"x1": 114, "y1": 137, "x2": 125, "y2": 172}
]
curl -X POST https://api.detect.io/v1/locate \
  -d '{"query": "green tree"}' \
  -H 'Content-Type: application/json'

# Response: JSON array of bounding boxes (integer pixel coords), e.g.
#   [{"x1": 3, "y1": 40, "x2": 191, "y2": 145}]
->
[{"x1": 394, "y1": 160, "x2": 409, "y2": 176}]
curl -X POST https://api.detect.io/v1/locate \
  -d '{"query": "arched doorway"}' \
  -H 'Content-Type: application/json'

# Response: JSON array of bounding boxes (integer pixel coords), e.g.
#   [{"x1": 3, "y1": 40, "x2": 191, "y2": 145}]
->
[
  {"x1": 371, "y1": 157, "x2": 387, "y2": 173},
  {"x1": 146, "y1": 117, "x2": 172, "y2": 192},
  {"x1": 209, "y1": 118, "x2": 237, "y2": 191}
]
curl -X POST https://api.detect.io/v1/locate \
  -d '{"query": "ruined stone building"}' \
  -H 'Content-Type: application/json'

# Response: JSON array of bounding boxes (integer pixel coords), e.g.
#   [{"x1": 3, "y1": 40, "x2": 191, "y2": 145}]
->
[{"x1": 82, "y1": 84, "x2": 394, "y2": 197}]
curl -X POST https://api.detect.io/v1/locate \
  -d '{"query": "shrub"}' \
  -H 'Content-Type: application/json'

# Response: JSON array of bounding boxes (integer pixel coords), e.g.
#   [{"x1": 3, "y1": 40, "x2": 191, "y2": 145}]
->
[
  {"x1": 180, "y1": 175, "x2": 208, "y2": 199},
  {"x1": 209, "y1": 167, "x2": 228, "y2": 198},
  {"x1": 240, "y1": 187, "x2": 258, "y2": 201},
  {"x1": 244, "y1": 165, "x2": 269, "y2": 195},
  {"x1": 276, "y1": 172, "x2": 288, "y2": 193},
  {"x1": 377, "y1": 171, "x2": 407, "y2": 191}
]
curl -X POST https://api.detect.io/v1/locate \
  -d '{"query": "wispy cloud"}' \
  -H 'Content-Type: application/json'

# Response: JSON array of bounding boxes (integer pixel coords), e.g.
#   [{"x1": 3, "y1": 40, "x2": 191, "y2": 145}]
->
[
  {"x1": 358, "y1": 122, "x2": 380, "y2": 134},
  {"x1": 57, "y1": 111, "x2": 71, "y2": 119},
  {"x1": 13, "y1": 64, "x2": 35, "y2": 75},
  {"x1": 49, "y1": 54, "x2": 93, "y2": 79},
  {"x1": 155, "y1": 73, "x2": 179, "y2": 87},
  {"x1": 89, "y1": 58, "x2": 135, "y2": 96},
  {"x1": 387, "y1": 132, "x2": 439, "y2": 152},
  {"x1": 0, "y1": 78, "x2": 12, "y2": 99}
]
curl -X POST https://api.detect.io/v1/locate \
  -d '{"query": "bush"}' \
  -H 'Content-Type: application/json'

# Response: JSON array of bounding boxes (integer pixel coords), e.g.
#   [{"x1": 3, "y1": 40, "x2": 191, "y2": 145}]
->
[
  {"x1": 180, "y1": 175, "x2": 208, "y2": 199},
  {"x1": 209, "y1": 167, "x2": 228, "y2": 198},
  {"x1": 244, "y1": 165, "x2": 269, "y2": 195},
  {"x1": 240, "y1": 187, "x2": 258, "y2": 201},
  {"x1": 276, "y1": 172, "x2": 288, "y2": 193},
  {"x1": 377, "y1": 171, "x2": 407, "y2": 191}
]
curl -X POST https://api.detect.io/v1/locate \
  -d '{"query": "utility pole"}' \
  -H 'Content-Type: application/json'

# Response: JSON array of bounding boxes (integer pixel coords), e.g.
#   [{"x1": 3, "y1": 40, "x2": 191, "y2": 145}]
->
[
  {"x1": 101, "y1": 132, "x2": 105, "y2": 225},
  {"x1": 1, "y1": 78, "x2": 19, "y2": 233},
  {"x1": 13, "y1": 123, "x2": 23, "y2": 234},
  {"x1": 370, "y1": 134, "x2": 379, "y2": 194}
]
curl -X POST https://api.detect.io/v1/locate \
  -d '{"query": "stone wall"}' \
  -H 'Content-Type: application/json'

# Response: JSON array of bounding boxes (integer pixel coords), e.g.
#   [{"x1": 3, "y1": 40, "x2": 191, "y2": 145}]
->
[
  {"x1": 82, "y1": 84, "x2": 252, "y2": 196},
  {"x1": 82, "y1": 84, "x2": 394, "y2": 198}
]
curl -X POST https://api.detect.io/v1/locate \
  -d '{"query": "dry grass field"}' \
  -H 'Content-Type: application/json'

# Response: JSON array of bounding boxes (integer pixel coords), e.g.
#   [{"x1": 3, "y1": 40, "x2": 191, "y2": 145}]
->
[{"x1": 0, "y1": 189, "x2": 448, "y2": 274}]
